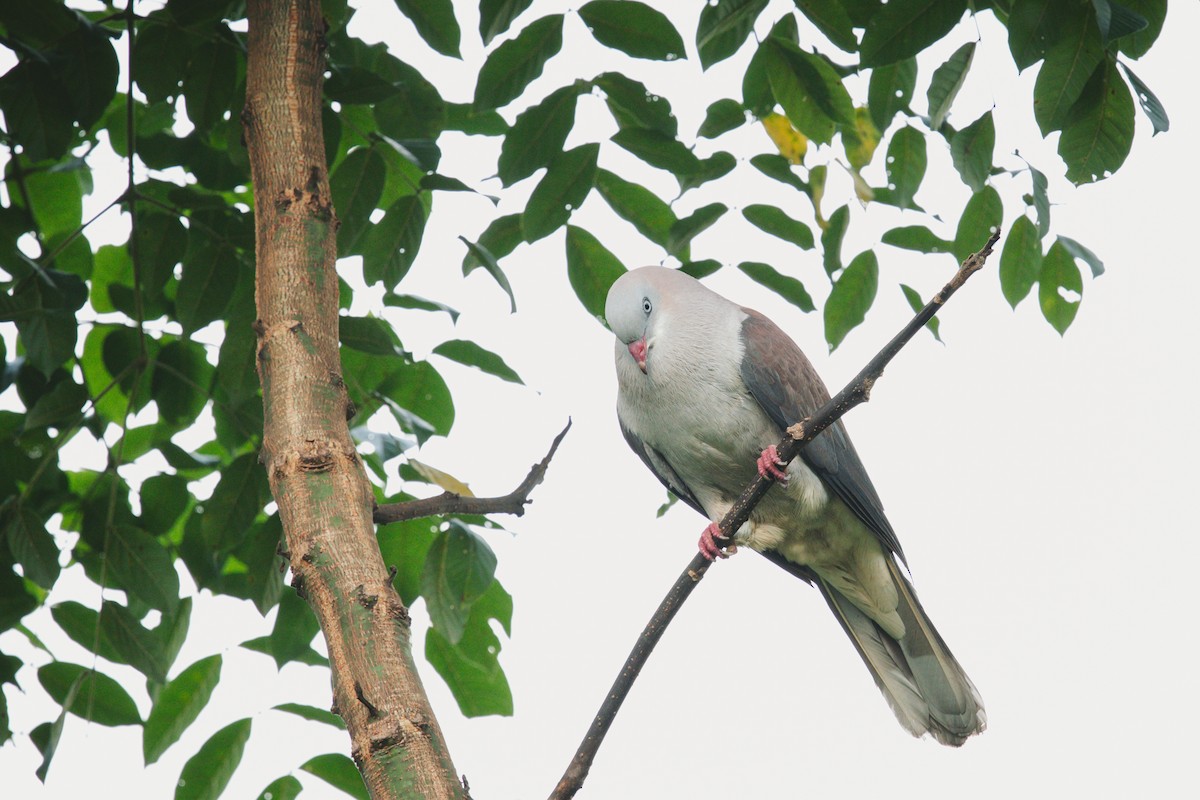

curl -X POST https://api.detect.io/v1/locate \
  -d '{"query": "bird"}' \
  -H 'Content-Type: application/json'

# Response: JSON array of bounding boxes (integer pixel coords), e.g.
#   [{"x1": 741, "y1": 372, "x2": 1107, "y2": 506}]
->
[{"x1": 604, "y1": 265, "x2": 985, "y2": 746}]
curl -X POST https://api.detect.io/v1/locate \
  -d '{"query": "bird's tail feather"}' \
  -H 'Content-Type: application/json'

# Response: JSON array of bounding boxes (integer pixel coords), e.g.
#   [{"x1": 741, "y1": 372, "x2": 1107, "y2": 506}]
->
[{"x1": 816, "y1": 560, "x2": 986, "y2": 746}]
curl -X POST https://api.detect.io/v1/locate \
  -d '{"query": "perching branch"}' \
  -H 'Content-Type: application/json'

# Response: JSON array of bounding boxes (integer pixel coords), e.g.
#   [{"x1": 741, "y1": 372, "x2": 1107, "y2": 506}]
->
[
  {"x1": 373, "y1": 420, "x2": 572, "y2": 524},
  {"x1": 549, "y1": 230, "x2": 1000, "y2": 800}
]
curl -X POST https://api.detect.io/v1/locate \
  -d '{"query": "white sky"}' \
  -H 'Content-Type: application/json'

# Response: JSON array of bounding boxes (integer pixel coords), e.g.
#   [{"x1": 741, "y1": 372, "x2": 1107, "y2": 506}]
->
[{"x1": 3, "y1": 1, "x2": 1198, "y2": 798}]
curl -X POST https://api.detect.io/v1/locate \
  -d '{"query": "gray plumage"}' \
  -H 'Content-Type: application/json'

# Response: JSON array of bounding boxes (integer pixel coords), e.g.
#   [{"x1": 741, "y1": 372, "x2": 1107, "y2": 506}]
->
[{"x1": 605, "y1": 266, "x2": 985, "y2": 746}]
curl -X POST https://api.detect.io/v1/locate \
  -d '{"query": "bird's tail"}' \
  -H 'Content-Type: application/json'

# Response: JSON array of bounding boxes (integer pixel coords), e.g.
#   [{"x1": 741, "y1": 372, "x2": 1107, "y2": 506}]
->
[{"x1": 816, "y1": 558, "x2": 986, "y2": 746}]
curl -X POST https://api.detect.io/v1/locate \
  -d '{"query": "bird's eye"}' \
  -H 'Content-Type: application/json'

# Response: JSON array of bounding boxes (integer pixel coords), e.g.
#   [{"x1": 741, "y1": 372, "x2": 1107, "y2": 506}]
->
[{"x1": 642, "y1": 297, "x2": 652, "y2": 314}]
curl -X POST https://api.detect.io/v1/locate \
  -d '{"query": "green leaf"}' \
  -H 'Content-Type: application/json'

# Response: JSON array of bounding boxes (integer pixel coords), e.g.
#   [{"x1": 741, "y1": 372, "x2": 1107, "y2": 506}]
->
[
  {"x1": 867, "y1": 56, "x2": 917, "y2": 132},
  {"x1": 38, "y1": 662, "x2": 141, "y2": 727},
  {"x1": 0, "y1": 61, "x2": 74, "y2": 161},
  {"x1": 880, "y1": 125, "x2": 926, "y2": 210},
  {"x1": 678, "y1": 151, "x2": 736, "y2": 193},
  {"x1": 667, "y1": 203, "x2": 727, "y2": 257},
  {"x1": 900, "y1": 283, "x2": 942, "y2": 342},
  {"x1": 825, "y1": 251, "x2": 879, "y2": 350},
  {"x1": 497, "y1": 83, "x2": 582, "y2": 185},
  {"x1": 266, "y1": 590, "x2": 320, "y2": 670},
  {"x1": 742, "y1": 205, "x2": 814, "y2": 250},
  {"x1": 999, "y1": 215, "x2": 1044, "y2": 308},
  {"x1": 23, "y1": 376, "x2": 86, "y2": 430},
  {"x1": 273, "y1": 702, "x2": 346, "y2": 729},
  {"x1": 953, "y1": 186, "x2": 1003, "y2": 263},
  {"x1": 1008, "y1": 0, "x2": 1066, "y2": 71},
  {"x1": 152, "y1": 340, "x2": 214, "y2": 425},
  {"x1": 821, "y1": 204, "x2": 850, "y2": 275},
  {"x1": 106, "y1": 524, "x2": 180, "y2": 614},
  {"x1": 1093, "y1": 0, "x2": 1148, "y2": 43},
  {"x1": 432, "y1": 339, "x2": 523, "y2": 384},
  {"x1": 255, "y1": 776, "x2": 303, "y2": 800},
  {"x1": 1027, "y1": 163, "x2": 1051, "y2": 237},
  {"x1": 181, "y1": 35, "x2": 238, "y2": 133},
  {"x1": 522, "y1": 143, "x2": 599, "y2": 242},
  {"x1": 473, "y1": 14, "x2": 564, "y2": 109},
  {"x1": 764, "y1": 38, "x2": 854, "y2": 145},
  {"x1": 299, "y1": 753, "x2": 370, "y2": 800},
  {"x1": 926, "y1": 42, "x2": 975, "y2": 130},
  {"x1": 331, "y1": 147, "x2": 387, "y2": 256},
  {"x1": 340, "y1": 315, "x2": 404, "y2": 356},
  {"x1": 371, "y1": 61, "x2": 447, "y2": 141},
  {"x1": 1115, "y1": 0, "x2": 1165, "y2": 59},
  {"x1": 23, "y1": 161, "x2": 85, "y2": 238},
  {"x1": 177, "y1": 237, "x2": 239, "y2": 335},
  {"x1": 750, "y1": 154, "x2": 810, "y2": 194},
  {"x1": 393, "y1": 0, "x2": 462, "y2": 57},
  {"x1": 421, "y1": 522, "x2": 498, "y2": 644},
  {"x1": 102, "y1": 600, "x2": 169, "y2": 684},
  {"x1": 698, "y1": 98, "x2": 746, "y2": 138},
  {"x1": 5, "y1": 507, "x2": 60, "y2": 589},
  {"x1": 384, "y1": 293, "x2": 460, "y2": 322},
  {"x1": 881, "y1": 225, "x2": 952, "y2": 255},
  {"x1": 383, "y1": 360, "x2": 456, "y2": 441},
  {"x1": 459, "y1": 235, "x2": 518, "y2": 313},
  {"x1": 175, "y1": 718, "x2": 252, "y2": 800},
  {"x1": 144, "y1": 655, "x2": 223, "y2": 765},
  {"x1": 595, "y1": 169, "x2": 677, "y2": 247},
  {"x1": 1118, "y1": 61, "x2": 1168, "y2": 134},
  {"x1": 859, "y1": 0, "x2": 968, "y2": 68},
  {"x1": 51, "y1": 601, "x2": 122, "y2": 663},
  {"x1": 610, "y1": 127, "x2": 698, "y2": 177},
  {"x1": 696, "y1": 0, "x2": 769, "y2": 70},
  {"x1": 1039, "y1": 240, "x2": 1083, "y2": 334},
  {"x1": 1056, "y1": 235, "x2": 1105, "y2": 278},
  {"x1": 949, "y1": 110, "x2": 995, "y2": 192},
  {"x1": 738, "y1": 262, "x2": 815, "y2": 312},
  {"x1": 680, "y1": 259, "x2": 723, "y2": 279},
  {"x1": 362, "y1": 195, "x2": 427, "y2": 288},
  {"x1": 578, "y1": 0, "x2": 685, "y2": 60},
  {"x1": 793, "y1": 0, "x2": 858, "y2": 51},
  {"x1": 565, "y1": 225, "x2": 626, "y2": 322},
  {"x1": 379, "y1": 518, "x2": 437, "y2": 605},
  {"x1": 594, "y1": 72, "x2": 678, "y2": 136},
  {"x1": 480, "y1": 0, "x2": 536, "y2": 45},
  {"x1": 140, "y1": 474, "x2": 190, "y2": 536},
  {"x1": 201, "y1": 452, "x2": 268, "y2": 552},
  {"x1": 1059, "y1": 58, "x2": 1134, "y2": 184},
  {"x1": 1033, "y1": 12, "x2": 1104, "y2": 134},
  {"x1": 426, "y1": 579, "x2": 513, "y2": 717}
]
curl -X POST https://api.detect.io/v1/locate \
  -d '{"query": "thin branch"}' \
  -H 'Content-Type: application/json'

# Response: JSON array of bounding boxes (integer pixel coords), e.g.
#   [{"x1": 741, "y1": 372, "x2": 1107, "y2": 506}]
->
[
  {"x1": 549, "y1": 230, "x2": 1000, "y2": 800},
  {"x1": 373, "y1": 420, "x2": 572, "y2": 524}
]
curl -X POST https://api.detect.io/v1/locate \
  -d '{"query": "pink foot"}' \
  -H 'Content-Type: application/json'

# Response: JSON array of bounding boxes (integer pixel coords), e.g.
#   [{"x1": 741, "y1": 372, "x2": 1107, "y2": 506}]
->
[
  {"x1": 757, "y1": 445, "x2": 789, "y2": 485},
  {"x1": 698, "y1": 522, "x2": 736, "y2": 560}
]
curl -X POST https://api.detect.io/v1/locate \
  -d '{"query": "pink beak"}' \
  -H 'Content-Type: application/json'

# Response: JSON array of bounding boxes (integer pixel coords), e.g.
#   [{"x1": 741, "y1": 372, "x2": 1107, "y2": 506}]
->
[{"x1": 628, "y1": 337, "x2": 648, "y2": 374}]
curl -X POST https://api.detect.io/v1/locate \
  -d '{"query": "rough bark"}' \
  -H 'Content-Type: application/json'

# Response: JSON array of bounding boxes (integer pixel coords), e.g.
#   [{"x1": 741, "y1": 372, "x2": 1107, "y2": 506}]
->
[{"x1": 243, "y1": 2, "x2": 463, "y2": 797}]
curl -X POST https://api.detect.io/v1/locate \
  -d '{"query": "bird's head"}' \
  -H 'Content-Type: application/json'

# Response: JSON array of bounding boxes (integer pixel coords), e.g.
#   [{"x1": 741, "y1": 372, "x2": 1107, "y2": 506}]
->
[{"x1": 605, "y1": 267, "x2": 674, "y2": 374}]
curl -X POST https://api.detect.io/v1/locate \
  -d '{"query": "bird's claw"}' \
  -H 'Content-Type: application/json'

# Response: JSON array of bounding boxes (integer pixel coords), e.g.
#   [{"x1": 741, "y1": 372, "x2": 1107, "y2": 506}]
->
[
  {"x1": 698, "y1": 522, "x2": 736, "y2": 560},
  {"x1": 757, "y1": 445, "x2": 789, "y2": 485}
]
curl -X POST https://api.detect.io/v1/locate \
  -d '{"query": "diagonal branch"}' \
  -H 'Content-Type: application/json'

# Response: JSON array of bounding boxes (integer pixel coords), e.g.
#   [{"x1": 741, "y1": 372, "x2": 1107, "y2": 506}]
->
[
  {"x1": 549, "y1": 230, "x2": 1000, "y2": 800},
  {"x1": 373, "y1": 420, "x2": 572, "y2": 524}
]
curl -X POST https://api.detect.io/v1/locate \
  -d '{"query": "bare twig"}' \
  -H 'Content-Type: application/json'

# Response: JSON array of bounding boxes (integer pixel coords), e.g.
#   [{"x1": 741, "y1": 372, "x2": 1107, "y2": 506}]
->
[
  {"x1": 373, "y1": 420, "x2": 572, "y2": 524},
  {"x1": 549, "y1": 230, "x2": 1000, "y2": 800}
]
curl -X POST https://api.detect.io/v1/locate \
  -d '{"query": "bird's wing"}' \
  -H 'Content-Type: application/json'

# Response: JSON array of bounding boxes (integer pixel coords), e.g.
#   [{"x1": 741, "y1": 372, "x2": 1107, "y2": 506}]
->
[
  {"x1": 739, "y1": 308, "x2": 906, "y2": 563},
  {"x1": 619, "y1": 420, "x2": 708, "y2": 517}
]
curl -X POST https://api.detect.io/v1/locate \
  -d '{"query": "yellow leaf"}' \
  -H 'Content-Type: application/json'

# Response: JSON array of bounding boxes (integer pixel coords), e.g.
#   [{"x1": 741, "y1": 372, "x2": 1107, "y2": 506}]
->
[
  {"x1": 810, "y1": 164, "x2": 827, "y2": 230},
  {"x1": 761, "y1": 113, "x2": 808, "y2": 165},
  {"x1": 842, "y1": 107, "x2": 880, "y2": 171},
  {"x1": 849, "y1": 166, "x2": 875, "y2": 204},
  {"x1": 409, "y1": 459, "x2": 474, "y2": 497}
]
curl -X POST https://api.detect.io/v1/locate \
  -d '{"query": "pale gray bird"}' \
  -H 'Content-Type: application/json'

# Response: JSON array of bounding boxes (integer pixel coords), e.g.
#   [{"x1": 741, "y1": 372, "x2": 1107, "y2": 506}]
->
[{"x1": 605, "y1": 265, "x2": 985, "y2": 746}]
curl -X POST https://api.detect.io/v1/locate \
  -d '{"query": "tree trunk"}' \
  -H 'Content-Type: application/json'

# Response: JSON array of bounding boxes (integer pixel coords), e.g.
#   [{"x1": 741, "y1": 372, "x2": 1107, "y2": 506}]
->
[{"x1": 242, "y1": 2, "x2": 463, "y2": 797}]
